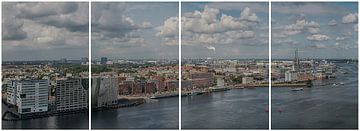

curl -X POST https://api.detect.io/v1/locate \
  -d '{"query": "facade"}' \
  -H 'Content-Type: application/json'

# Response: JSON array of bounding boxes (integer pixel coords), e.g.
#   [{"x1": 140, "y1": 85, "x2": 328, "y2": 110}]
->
[
  {"x1": 6, "y1": 80, "x2": 17, "y2": 105},
  {"x1": 92, "y1": 77, "x2": 119, "y2": 108},
  {"x1": 242, "y1": 77, "x2": 254, "y2": 84},
  {"x1": 285, "y1": 70, "x2": 298, "y2": 82},
  {"x1": 55, "y1": 78, "x2": 88, "y2": 112},
  {"x1": 16, "y1": 79, "x2": 49, "y2": 114},
  {"x1": 100, "y1": 57, "x2": 108, "y2": 65}
]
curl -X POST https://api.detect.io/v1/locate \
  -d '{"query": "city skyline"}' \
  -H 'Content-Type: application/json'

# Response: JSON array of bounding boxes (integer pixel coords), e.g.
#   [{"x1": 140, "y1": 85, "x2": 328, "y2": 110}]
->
[
  {"x1": 2, "y1": 2, "x2": 89, "y2": 61},
  {"x1": 272, "y1": 2, "x2": 358, "y2": 59}
]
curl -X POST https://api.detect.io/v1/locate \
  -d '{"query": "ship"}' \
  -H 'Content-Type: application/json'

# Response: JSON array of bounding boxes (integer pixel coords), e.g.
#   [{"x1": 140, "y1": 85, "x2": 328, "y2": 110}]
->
[{"x1": 292, "y1": 88, "x2": 303, "y2": 91}]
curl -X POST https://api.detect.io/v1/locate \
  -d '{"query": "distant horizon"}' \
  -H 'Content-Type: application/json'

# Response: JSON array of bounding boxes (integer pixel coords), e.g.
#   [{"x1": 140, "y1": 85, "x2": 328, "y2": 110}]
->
[{"x1": 3, "y1": 57, "x2": 358, "y2": 62}]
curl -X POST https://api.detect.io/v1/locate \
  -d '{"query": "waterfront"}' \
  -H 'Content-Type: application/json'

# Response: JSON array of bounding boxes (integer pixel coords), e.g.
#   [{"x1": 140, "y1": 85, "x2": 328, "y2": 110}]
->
[
  {"x1": 92, "y1": 97, "x2": 179, "y2": 129},
  {"x1": 272, "y1": 63, "x2": 358, "y2": 129},
  {"x1": 2, "y1": 105, "x2": 89, "y2": 129},
  {"x1": 182, "y1": 88, "x2": 269, "y2": 129}
]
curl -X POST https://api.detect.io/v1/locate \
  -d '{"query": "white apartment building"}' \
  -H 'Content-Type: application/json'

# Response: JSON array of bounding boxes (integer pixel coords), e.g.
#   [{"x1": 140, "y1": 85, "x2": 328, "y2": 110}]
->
[{"x1": 16, "y1": 79, "x2": 49, "y2": 114}]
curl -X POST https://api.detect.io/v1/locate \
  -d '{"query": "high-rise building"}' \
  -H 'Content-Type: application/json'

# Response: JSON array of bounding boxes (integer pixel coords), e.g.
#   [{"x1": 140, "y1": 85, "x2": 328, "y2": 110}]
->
[
  {"x1": 92, "y1": 77, "x2": 119, "y2": 108},
  {"x1": 55, "y1": 78, "x2": 88, "y2": 112},
  {"x1": 15, "y1": 79, "x2": 49, "y2": 114},
  {"x1": 100, "y1": 57, "x2": 108, "y2": 65},
  {"x1": 293, "y1": 48, "x2": 300, "y2": 71}
]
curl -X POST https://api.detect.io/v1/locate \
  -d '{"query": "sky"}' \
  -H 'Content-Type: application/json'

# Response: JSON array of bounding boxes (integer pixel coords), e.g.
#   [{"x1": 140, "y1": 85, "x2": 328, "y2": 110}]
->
[
  {"x1": 91, "y1": 2, "x2": 179, "y2": 60},
  {"x1": 182, "y1": 2, "x2": 269, "y2": 59},
  {"x1": 2, "y1": 2, "x2": 89, "y2": 61},
  {"x1": 272, "y1": 2, "x2": 358, "y2": 59}
]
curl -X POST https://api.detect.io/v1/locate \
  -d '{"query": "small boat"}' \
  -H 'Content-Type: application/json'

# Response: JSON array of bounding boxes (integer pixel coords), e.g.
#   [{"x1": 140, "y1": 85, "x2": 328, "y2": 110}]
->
[
  {"x1": 339, "y1": 82, "x2": 344, "y2": 85},
  {"x1": 332, "y1": 83, "x2": 338, "y2": 86},
  {"x1": 190, "y1": 91, "x2": 204, "y2": 96},
  {"x1": 292, "y1": 88, "x2": 303, "y2": 91}
]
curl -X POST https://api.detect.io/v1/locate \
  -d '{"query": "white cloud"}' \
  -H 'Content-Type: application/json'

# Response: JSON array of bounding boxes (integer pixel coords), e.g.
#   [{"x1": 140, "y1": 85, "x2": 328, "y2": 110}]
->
[
  {"x1": 335, "y1": 36, "x2": 346, "y2": 41},
  {"x1": 156, "y1": 16, "x2": 179, "y2": 45},
  {"x1": 308, "y1": 27, "x2": 319, "y2": 34},
  {"x1": 328, "y1": 20, "x2": 337, "y2": 26},
  {"x1": 182, "y1": 6, "x2": 260, "y2": 46},
  {"x1": 156, "y1": 17, "x2": 178, "y2": 38},
  {"x1": 206, "y1": 45, "x2": 216, "y2": 51},
  {"x1": 342, "y1": 13, "x2": 358, "y2": 23},
  {"x1": 306, "y1": 34, "x2": 330, "y2": 41},
  {"x1": 275, "y1": 19, "x2": 321, "y2": 37},
  {"x1": 239, "y1": 7, "x2": 259, "y2": 22}
]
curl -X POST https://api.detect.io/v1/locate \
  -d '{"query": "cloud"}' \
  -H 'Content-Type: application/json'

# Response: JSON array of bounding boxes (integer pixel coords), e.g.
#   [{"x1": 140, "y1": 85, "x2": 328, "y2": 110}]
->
[
  {"x1": 307, "y1": 27, "x2": 319, "y2": 34},
  {"x1": 335, "y1": 36, "x2": 350, "y2": 41},
  {"x1": 239, "y1": 7, "x2": 259, "y2": 22},
  {"x1": 276, "y1": 19, "x2": 321, "y2": 36},
  {"x1": 16, "y1": 3, "x2": 88, "y2": 32},
  {"x1": 306, "y1": 34, "x2": 330, "y2": 41},
  {"x1": 182, "y1": 5, "x2": 261, "y2": 45},
  {"x1": 17, "y1": 3, "x2": 78, "y2": 18},
  {"x1": 2, "y1": 2, "x2": 89, "y2": 60},
  {"x1": 3, "y1": 15, "x2": 27, "y2": 40},
  {"x1": 156, "y1": 16, "x2": 179, "y2": 45},
  {"x1": 328, "y1": 20, "x2": 337, "y2": 26},
  {"x1": 310, "y1": 43, "x2": 326, "y2": 49},
  {"x1": 272, "y1": 3, "x2": 349, "y2": 15},
  {"x1": 342, "y1": 13, "x2": 358, "y2": 23},
  {"x1": 206, "y1": 45, "x2": 216, "y2": 51},
  {"x1": 92, "y1": 3, "x2": 152, "y2": 42},
  {"x1": 273, "y1": 38, "x2": 299, "y2": 45}
]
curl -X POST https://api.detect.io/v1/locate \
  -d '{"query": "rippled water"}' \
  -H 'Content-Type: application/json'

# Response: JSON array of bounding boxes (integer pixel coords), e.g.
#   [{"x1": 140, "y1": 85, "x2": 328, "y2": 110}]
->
[
  {"x1": 2, "y1": 109, "x2": 89, "y2": 129},
  {"x1": 182, "y1": 88, "x2": 269, "y2": 129},
  {"x1": 272, "y1": 63, "x2": 358, "y2": 129},
  {"x1": 92, "y1": 97, "x2": 179, "y2": 129}
]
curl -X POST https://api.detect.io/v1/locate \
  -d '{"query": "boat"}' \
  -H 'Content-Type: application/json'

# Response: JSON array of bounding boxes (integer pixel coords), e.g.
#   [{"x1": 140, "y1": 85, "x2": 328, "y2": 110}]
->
[
  {"x1": 339, "y1": 82, "x2": 344, "y2": 85},
  {"x1": 190, "y1": 91, "x2": 204, "y2": 96},
  {"x1": 332, "y1": 83, "x2": 338, "y2": 86},
  {"x1": 209, "y1": 87, "x2": 230, "y2": 92},
  {"x1": 150, "y1": 93, "x2": 178, "y2": 99},
  {"x1": 292, "y1": 88, "x2": 303, "y2": 91}
]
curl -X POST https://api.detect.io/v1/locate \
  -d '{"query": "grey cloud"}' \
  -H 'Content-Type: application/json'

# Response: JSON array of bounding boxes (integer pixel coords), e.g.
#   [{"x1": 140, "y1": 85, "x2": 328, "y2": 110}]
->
[
  {"x1": 3, "y1": 16, "x2": 27, "y2": 40},
  {"x1": 7, "y1": 2, "x2": 89, "y2": 33},
  {"x1": 17, "y1": 3, "x2": 78, "y2": 18},
  {"x1": 92, "y1": 3, "x2": 151, "y2": 40}
]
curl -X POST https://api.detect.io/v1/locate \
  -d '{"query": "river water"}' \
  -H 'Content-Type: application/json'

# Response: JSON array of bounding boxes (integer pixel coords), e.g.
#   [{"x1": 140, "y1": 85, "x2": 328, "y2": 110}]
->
[
  {"x1": 2, "y1": 108, "x2": 89, "y2": 129},
  {"x1": 272, "y1": 63, "x2": 358, "y2": 129},
  {"x1": 92, "y1": 97, "x2": 179, "y2": 129},
  {"x1": 182, "y1": 88, "x2": 269, "y2": 129}
]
